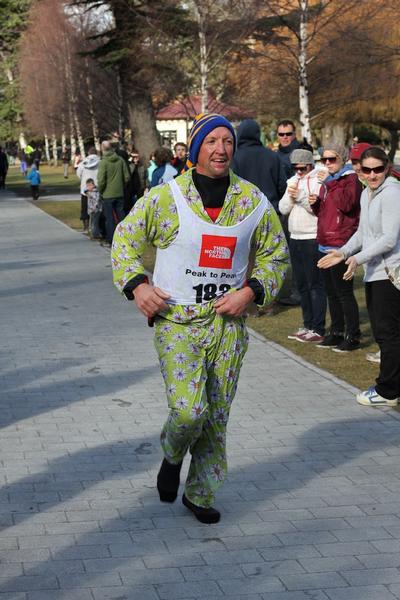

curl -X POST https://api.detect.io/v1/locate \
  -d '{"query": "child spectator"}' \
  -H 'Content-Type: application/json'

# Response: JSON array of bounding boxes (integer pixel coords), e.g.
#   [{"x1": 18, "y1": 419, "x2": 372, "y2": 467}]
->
[
  {"x1": 27, "y1": 164, "x2": 41, "y2": 200},
  {"x1": 85, "y1": 178, "x2": 102, "y2": 239}
]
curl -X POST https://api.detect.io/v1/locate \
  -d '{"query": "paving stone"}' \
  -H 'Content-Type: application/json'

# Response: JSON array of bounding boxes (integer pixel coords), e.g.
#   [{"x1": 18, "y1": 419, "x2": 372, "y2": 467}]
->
[{"x1": 325, "y1": 585, "x2": 398, "y2": 600}]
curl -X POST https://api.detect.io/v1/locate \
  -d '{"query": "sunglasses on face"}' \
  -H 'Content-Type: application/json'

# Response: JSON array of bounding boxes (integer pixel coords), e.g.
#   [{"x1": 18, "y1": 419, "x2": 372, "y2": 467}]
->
[
  {"x1": 294, "y1": 165, "x2": 308, "y2": 172},
  {"x1": 278, "y1": 132, "x2": 295, "y2": 137},
  {"x1": 360, "y1": 164, "x2": 386, "y2": 175},
  {"x1": 321, "y1": 156, "x2": 338, "y2": 164}
]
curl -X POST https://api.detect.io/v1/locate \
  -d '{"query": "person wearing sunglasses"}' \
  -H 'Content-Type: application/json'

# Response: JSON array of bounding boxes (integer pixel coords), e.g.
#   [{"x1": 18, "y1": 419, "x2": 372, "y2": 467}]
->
[
  {"x1": 318, "y1": 147, "x2": 400, "y2": 406},
  {"x1": 279, "y1": 149, "x2": 327, "y2": 343},
  {"x1": 309, "y1": 142, "x2": 362, "y2": 352},
  {"x1": 276, "y1": 119, "x2": 303, "y2": 179}
]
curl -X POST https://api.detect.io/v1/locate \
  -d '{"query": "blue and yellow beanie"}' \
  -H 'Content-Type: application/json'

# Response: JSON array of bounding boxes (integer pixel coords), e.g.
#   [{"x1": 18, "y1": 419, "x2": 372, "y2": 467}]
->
[{"x1": 185, "y1": 113, "x2": 236, "y2": 170}]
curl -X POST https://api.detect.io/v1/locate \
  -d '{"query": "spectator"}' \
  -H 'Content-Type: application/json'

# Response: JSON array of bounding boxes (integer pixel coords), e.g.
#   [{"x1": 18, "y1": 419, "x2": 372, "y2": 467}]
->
[
  {"x1": 279, "y1": 149, "x2": 326, "y2": 343},
  {"x1": 32, "y1": 146, "x2": 42, "y2": 169},
  {"x1": 97, "y1": 140, "x2": 130, "y2": 246},
  {"x1": 232, "y1": 118, "x2": 287, "y2": 214},
  {"x1": 27, "y1": 163, "x2": 41, "y2": 200},
  {"x1": 276, "y1": 119, "x2": 303, "y2": 179},
  {"x1": 150, "y1": 147, "x2": 178, "y2": 188},
  {"x1": 0, "y1": 146, "x2": 9, "y2": 189},
  {"x1": 172, "y1": 142, "x2": 188, "y2": 174},
  {"x1": 19, "y1": 150, "x2": 28, "y2": 177},
  {"x1": 125, "y1": 150, "x2": 145, "y2": 214},
  {"x1": 62, "y1": 148, "x2": 70, "y2": 178},
  {"x1": 73, "y1": 149, "x2": 82, "y2": 171},
  {"x1": 146, "y1": 153, "x2": 157, "y2": 188},
  {"x1": 349, "y1": 142, "x2": 372, "y2": 185},
  {"x1": 310, "y1": 141, "x2": 362, "y2": 352},
  {"x1": 318, "y1": 146, "x2": 400, "y2": 406},
  {"x1": 77, "y1": 147, "x2": 100, "y2": 234},
  {"x1": 85, "y1": 177, "x2": 103, "y2": 240}
]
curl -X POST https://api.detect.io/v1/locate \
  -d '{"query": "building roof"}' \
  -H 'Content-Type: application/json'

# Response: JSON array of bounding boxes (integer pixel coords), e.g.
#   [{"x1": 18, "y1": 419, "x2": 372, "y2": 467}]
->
[{"x1": 156, "y1": 94, "x2": 252, "y2": 120}]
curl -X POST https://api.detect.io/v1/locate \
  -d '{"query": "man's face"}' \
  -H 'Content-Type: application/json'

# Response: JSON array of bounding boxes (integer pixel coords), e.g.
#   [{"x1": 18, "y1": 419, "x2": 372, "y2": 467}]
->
[
  {"x1": 277, "y1": 125, "x2": 296, "y2": 147},
  {"x1": 175, "y1": 145, "x2": 187, "y2": 160},
  {"x1": 196, "y1": 127, "x2": 234, "y2": 178}
]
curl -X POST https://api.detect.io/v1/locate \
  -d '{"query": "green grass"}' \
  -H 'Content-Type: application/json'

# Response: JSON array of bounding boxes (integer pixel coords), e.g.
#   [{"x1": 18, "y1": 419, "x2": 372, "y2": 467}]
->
[
  {"x1": 35, "y1": 200, "x2": 82, "y2": 230},
  {"x1": 7, "y1": 165, "x2": 80, "y2": 197},
  {"x1": 247, "y1": 279, "x2": 378, "y2": 391},
  {"x1": 34, "y1": 196, "x2": 379, "y2": 391}
]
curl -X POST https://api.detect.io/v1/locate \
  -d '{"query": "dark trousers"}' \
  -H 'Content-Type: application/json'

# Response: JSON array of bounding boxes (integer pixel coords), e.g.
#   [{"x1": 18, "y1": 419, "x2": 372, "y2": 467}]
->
[
  {"x1": 322, "y1": 261, "x2": 360, "y2": 338},
  {"x1": 0, "y1": 172, "x2": 6, "y2": 189},
  {"x1": 80, "y1": 194, "x2": 89, "y2": 222},
  {"x1": 279, "y1": 214, "x2": 299, "y2": 300},
  {"x1": 366, "y1": 280, "x2": 400, "y2": 400},
  {"x1": 31, "y1": 185, "x2": 39, "y2": 200},
  {"x1": 102, "y1": 198, "x2": 125, "y2": 243},
  {"x1": 290, "y1": 239, "x2": 326, "y2": 335}
]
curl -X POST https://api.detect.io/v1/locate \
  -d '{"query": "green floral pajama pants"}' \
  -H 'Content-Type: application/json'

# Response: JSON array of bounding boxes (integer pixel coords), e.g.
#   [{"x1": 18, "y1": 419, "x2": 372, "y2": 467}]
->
[{"x1": 154, "y1": 313, "x2": 249, "y2": 508}]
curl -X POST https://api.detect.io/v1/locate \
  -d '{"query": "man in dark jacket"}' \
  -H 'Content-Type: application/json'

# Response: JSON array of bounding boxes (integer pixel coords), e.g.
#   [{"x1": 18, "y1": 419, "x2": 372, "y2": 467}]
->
[
  {"x1": 276, "y1": 119, "x2": 303, "y2": 179},
  {"x1": 0, "y1": 147, "x2": 8, "y2": 189},
  {"x1": 231, "y1": 119, "x2": 286, "y2": 214},
  {"x1": 98, "y1": 140, "x2": 130, "y2": 246}
]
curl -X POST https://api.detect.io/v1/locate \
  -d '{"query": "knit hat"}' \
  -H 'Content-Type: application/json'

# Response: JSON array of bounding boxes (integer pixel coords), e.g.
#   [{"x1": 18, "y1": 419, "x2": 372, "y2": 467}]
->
[
  {"x1": 349, "y1": 142, "x2": 372, "y2": 161},
  {"x1": 185, "y1": 113, "x2": 236, "y2": 170},
  {"x1": 290, "y1": 149, "x2": 314, "y2": 165},
  {"x1": 322, "y1": 141, "x2": 348, "y2": 162}
]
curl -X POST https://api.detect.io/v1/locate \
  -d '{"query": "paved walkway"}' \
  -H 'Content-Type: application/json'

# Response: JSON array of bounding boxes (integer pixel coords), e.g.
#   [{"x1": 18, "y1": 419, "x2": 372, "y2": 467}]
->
[{"x1": 1, "y1": 190, "x2": 400, "y2": 600}]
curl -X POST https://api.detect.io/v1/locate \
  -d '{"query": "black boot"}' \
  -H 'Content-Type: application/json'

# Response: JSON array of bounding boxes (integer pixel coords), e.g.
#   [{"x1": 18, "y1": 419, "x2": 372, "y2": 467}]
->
[
  {"x1": 157, "y1": 458, "x2": 182, "y2": 503},
  {"x1": 182, "y1": 494, "x2": 220, "y2": 524}
]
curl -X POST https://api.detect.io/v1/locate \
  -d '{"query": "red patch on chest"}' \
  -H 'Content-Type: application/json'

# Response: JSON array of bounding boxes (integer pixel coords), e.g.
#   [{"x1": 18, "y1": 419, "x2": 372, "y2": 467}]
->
[{"x1": 198, "y1": 234, "x2": 237, "y2": 269}]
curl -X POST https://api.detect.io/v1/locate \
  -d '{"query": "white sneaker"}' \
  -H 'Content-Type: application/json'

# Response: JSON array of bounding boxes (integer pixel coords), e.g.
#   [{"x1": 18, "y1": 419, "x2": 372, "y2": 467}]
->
[
  {"x1": 356, "y1": 386, "x2": 398, "y2": 407},
  {"x1": 366, "y1": 350, "x2": 381, "y2": 364},
  {"x1": 288, "y1": 327, "x2": 308, "y2": 340}
]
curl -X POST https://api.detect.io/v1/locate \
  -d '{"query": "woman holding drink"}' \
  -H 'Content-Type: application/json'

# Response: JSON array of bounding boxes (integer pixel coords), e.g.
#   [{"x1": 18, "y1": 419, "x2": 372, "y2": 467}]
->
[{"x1": 279, "y1": 149, "x2": 327, "y2": 342}]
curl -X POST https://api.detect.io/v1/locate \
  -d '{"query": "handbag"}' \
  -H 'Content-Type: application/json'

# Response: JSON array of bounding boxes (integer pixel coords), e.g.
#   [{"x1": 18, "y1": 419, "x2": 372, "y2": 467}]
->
[{"x1": 384, "y1": 259, "x2": 400, "y2": 291}]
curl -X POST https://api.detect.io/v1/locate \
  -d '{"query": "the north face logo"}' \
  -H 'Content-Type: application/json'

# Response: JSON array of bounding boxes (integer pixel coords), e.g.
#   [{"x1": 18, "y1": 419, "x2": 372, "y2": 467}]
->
[{"x1": 199, "y1": 234, "x2": 237, "y2": 269}]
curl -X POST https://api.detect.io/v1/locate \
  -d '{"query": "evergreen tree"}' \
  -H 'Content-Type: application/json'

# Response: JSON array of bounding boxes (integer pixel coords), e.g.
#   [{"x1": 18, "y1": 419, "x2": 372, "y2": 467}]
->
[{"x1": 0, "y1": 0, "x2": 31, "y2": 141}]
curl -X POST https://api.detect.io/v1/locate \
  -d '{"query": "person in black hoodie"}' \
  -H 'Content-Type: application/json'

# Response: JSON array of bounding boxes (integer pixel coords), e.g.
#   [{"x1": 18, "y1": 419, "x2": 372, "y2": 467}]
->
[{"x1": 231, "y1": 119, "x2": 286, "y2": 214}]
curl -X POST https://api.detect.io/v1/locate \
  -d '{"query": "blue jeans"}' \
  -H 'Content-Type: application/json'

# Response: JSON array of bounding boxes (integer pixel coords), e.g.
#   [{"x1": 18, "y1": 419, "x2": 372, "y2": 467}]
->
[
  {"x1": 89, "y1": 212, "x2": 102, "y2": 238},
  {"x1": 102, "y1": 198, "x2": 125, "y2": 243},
  {"x1": 290, "y1": 238, "x2": 326, "y2": 335}
]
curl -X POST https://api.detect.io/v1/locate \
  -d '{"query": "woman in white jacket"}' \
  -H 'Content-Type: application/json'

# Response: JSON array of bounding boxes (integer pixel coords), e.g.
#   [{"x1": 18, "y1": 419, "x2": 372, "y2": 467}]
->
[
  {"x1": 318, "y1": 147, "x2": 400, "y2": 407},
  {"x1": 279, "y1": 149, "x2": 326, "y2": 342}
]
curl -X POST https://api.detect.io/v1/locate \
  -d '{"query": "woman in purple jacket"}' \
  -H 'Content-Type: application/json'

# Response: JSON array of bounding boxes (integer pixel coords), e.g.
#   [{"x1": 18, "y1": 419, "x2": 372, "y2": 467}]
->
[{"x1": 309, "y1": 142, "x2": 362, "y2": 352}]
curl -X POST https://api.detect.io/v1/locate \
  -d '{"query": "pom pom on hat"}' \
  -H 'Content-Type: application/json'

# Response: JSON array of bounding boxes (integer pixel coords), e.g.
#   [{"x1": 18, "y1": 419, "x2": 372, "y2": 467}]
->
[{"x1": 185, "y1": 113, "x2": 236, "y2": 170}]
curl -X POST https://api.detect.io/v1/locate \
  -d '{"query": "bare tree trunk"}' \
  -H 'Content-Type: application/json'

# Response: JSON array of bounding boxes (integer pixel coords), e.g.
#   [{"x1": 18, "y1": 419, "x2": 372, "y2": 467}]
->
[
  {"x1": 51, "y1": 133, "x2": 58, "y2": 166},
  {"x1": 388, "y1": 128, "x2": 399, "y2": 163},
  {"x1": 61, "y1": 132, "x2": 66, "y2": 151},
  {"x1": 85, "y1": 59, "x2": 101, "y2": 152},
  {"x1": 321, "y1": 122, "x2": 349, "y2": 145},
  {"x1": 19, "y1": 132, "x2": 27, "y2": 149},
  {"x1": 85, "y1": 58, "x2": 101, "y2": 154},
  {"x1": 127, "y1": 94, "x2": 160, "y2": 162},
  {"x1": 193, "y1": 4, "x2": 208, "y2": 113},
  {"x1": 0, "y1": 51, "x2": 27, "y2": 148},
  {"x1": 298, "y1": 0, "x2": 312, "y2": 143},
  {"x1": 44, "y1": 133, "x2": 51, "y2": 163},
  {"x1": 64, "y1": 35, "x2": 86, "y2": 158},
  {"x1": 116, "y1": 69, "x2": 125, "y2": 138}
]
